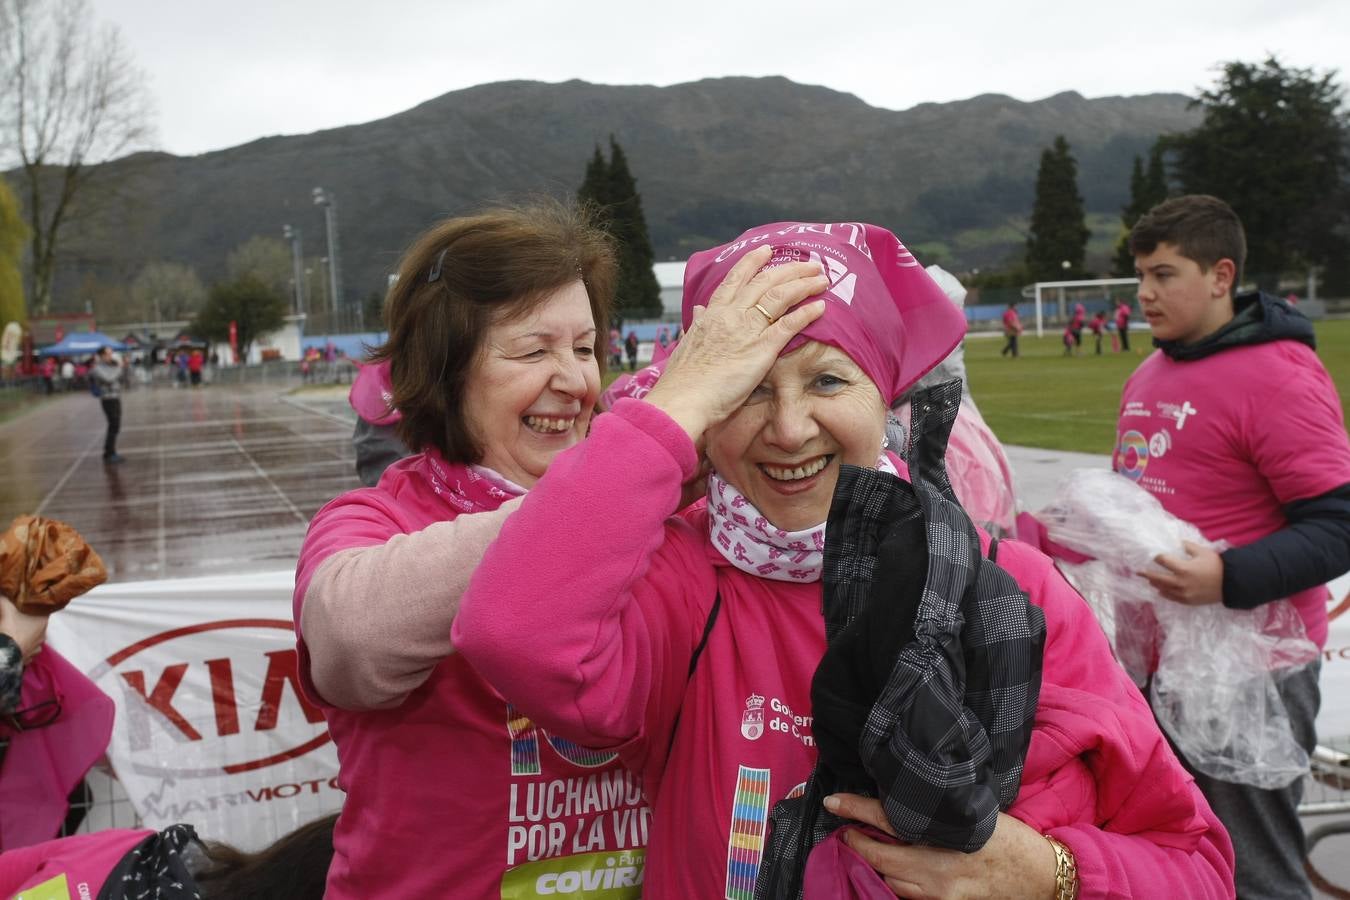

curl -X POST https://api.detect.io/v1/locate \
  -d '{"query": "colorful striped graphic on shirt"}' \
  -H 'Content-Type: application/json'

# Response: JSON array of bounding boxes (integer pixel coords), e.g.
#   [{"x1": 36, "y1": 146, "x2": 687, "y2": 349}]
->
[
  {"x1": 507, "y1": 704, "x2": 619, "y2": 775},
  {"x1": 725, "y1": 766, "x2": 771, "y2": 900},
  {"x1": 507, "y1": 705, "x2": 541, "y2": 775}
]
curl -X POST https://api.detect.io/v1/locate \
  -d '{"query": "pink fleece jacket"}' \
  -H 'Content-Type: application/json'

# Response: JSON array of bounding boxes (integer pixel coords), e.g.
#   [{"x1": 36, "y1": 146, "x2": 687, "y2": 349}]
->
[
  {"x1": 0, "y1": 828, "x2": 152, "y2": 898},
  {"x1": 454, "y1": 398, "x2": 1235, "y2": 899},
  {"x1": 295, "y1": 456, "x2": 649, "y2": 900}
]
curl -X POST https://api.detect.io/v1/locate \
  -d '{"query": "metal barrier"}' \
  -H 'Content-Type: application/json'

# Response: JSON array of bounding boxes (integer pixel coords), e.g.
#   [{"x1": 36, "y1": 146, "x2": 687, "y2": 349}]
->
[{"x1": 1302, "y1": 741, "x2": 1350, "y2": 897}]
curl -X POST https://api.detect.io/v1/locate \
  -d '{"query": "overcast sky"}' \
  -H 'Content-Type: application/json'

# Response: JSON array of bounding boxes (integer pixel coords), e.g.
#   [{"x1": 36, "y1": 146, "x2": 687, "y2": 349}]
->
[{"x1": 93, "y1": 0, "x2": 1349, "y2": 157}]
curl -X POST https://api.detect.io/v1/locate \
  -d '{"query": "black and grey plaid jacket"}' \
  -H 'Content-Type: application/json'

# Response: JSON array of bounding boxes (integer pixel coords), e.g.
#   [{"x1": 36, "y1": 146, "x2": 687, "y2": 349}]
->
[{"x1": 755, "y1": 380, "x2": 1047, "y2": 899}]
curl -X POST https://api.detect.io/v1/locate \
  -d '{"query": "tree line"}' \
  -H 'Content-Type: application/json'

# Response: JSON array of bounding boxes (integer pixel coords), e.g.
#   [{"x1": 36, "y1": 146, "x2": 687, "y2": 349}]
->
[{"x1": 1023, "y1": 57, "x2": 1348, "y2": 292}]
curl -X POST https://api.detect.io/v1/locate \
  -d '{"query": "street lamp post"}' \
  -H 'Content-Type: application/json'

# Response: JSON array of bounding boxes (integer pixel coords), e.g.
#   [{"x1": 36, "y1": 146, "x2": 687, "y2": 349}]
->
[
  {"x1": 318, "y1": 257, "x2": 331, "y2": 317},
  {"x1": 312, "y1": 187, "x2": 343, "y2": 325},
  {"x1": 1059, "y1": 260, "x2": 1072, "y2": 319},
  {"x1": 282, "y1": 224, "x2": 306, "y2": 317}
]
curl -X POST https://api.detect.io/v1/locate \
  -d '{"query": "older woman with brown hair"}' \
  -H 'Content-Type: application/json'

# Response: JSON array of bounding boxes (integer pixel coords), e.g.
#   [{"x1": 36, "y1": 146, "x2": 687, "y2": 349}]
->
[
  {"x1": 454, "y1": 222, "x2": 1235, "y2": 898},
  {"x1": 292, "y1": 200, "x2": 650, "y2": 898}
]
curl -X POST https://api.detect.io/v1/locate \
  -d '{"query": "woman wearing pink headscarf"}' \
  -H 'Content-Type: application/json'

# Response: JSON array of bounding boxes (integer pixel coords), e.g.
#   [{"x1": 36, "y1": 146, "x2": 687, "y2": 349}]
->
[{"x1": 455, "y1": 223, "x2": 1233, "y2": 898}]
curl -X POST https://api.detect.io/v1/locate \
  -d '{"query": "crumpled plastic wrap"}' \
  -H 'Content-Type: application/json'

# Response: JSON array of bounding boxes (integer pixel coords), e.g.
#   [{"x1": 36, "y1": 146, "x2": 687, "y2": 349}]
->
[
  {"x1": 0, "y1": 514, "x2": 107, "y2": 614},
  {"x1": 1035, "y1": 469, "x2": 1316, "y2": 789}
]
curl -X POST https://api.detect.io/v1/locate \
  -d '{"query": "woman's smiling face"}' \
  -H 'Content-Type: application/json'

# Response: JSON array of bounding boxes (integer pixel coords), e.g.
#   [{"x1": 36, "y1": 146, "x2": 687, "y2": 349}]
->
[
  {"x1": 461, "y1": 280, "x2": 600, "y2": 487},
  {"x1": 704, "y1": 340, "x2": 887, "y2": 531}
]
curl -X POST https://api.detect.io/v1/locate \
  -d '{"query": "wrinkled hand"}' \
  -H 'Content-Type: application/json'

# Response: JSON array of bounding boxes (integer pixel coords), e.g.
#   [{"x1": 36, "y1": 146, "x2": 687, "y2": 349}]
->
[
  {"x1": 1142, "y1": 540, "x2": 1224, "y2": 605},
  {"x1": 644, "y1": 245, "x2": 827, "y2": 444},
  {"x1": 0, "y1": 594, "x2": 48, "y2": 663},
  {"x1": 825, "y1": 793, "x2": 1057, "y2": 900}
]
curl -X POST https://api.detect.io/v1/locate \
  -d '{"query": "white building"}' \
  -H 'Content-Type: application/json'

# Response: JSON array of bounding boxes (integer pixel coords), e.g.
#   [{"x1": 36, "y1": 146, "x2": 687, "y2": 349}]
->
[{"x1": 653, "y1": 261, "x2": 687, "y2": 319}]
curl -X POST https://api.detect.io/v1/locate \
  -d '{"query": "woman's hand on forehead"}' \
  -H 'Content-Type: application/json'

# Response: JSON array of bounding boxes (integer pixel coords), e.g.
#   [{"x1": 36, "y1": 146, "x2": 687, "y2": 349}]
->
[{"x1": 644, "y1": 245, "x2": 827, "y2": 444}]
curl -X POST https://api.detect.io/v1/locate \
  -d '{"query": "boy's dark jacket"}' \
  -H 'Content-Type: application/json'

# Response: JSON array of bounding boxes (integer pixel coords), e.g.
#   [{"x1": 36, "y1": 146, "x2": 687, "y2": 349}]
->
[
  {"x1": 1155, "y1": 290, "x2": 1315, "y2": 362},
  {"x1": 1153, "y1": 290, "x2": 1350, "y2": 609}
]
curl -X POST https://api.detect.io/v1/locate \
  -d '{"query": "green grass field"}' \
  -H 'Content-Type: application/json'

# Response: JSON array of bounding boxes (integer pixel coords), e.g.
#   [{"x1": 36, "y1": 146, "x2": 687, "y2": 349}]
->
[
  {"x1": 966, "y1": 319, "x2": 1350, "y2": 453},
  {"x1": 608, "y1": 319, "x2": 1350, "y2": 454}
]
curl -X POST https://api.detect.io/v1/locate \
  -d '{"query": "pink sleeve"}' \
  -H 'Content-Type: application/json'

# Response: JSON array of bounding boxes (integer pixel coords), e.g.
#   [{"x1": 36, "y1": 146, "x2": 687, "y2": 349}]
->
[
  {"x1": 299, "y1": 498, "x2": 521, "y2": 709},
  {"x1": 1245, "y1": 347, "x2": 1350, "y2": 504},
  {"x1": 453, "y1": 399, "x2": 712, "y2": 757},
  {"x1": 1005, "y1": 541, "x2": 1235, "y2": 898},
  {"x1": 1051, "y1": 803, "x2": 1233, "y2": 900}
]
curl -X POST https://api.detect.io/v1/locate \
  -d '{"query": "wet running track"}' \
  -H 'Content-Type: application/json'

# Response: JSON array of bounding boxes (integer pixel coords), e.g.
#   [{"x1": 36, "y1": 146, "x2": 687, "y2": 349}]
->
[{"x1": 0, "y1": 382, "x2": 360, "y2": 583}]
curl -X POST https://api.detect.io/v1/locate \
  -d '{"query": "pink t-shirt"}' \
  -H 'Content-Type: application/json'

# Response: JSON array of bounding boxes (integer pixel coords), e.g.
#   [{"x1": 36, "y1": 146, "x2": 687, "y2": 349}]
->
[
  {"x1": 294, "y1": 455, "x2": 649, "y2": 899},
  {"x1": 1114, "y1": 341, "x2": 1350, "y2": 646},
  {"x1": 0, "y1": 829, "x2": 152, "y2": 898},
  {"x1": 1002, "y1": 308, "x2": 1022, "y2": 334}
]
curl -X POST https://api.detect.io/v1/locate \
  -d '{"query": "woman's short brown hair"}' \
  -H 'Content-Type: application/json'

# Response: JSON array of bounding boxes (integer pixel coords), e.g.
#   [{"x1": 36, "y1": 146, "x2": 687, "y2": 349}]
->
[{"x1": 370, "y1": 199, "x2": 615, "y2": 461}]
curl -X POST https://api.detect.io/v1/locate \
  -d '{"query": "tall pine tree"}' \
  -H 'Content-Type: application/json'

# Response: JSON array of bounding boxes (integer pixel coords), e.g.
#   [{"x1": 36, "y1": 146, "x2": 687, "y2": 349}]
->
[
  {"x1": 576, "y1": 138, "x2": 662, "y2": 319},
  {"x1": 1112, "y1": 144, "x2": 1169, "y2": 276},
  {"x1": 1025, "y1": 135, "x2": 1091, "y2": 281},
  {"x1": 577, "y1": 145, "x2": 610, "y2": 210}
]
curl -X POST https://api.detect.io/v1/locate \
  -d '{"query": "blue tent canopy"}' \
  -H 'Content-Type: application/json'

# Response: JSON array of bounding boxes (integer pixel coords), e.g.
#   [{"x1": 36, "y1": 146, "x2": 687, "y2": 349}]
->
[{"x1": 38, "y1": 331, "x2": 128, "y2": 356}]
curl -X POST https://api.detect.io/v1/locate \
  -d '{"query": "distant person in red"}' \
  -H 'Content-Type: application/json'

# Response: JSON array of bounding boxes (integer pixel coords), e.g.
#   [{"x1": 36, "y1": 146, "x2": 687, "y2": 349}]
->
[
  {"x1": 188, "y1": 349, "x2": 204, "y2": 386},
  {"x1": 1062, "y1": 320, "x2": 1077, "y2": 356},
  {"x1": 39, "y1": 356, "x2": 55, "y2": 394},
  {"x1": 1285, "y1": 292, "x2": 1299, "y2": 307},
  {"x1": 1070, "y1": 301, "x2": 1086, "y2": 350},
  {"x1": 1090, "y1": 310, "x2": 1108, "y2": 355},
  {"x1": 1115, "y1": 298, "x2": 1132, "y2": 352},
  {"x1": 1000, "y1": 301, "x2": 1023, "y2": 358}
]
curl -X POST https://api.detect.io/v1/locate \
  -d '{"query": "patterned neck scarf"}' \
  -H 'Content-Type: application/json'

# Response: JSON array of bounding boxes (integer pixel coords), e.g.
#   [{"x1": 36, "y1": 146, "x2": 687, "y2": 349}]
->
[
  {"x1": 706, "y1": 454, "x2": 898, "y2": 583},
  {"x1": 422, "y1": 449, "x2": 527, "y2": 514}
]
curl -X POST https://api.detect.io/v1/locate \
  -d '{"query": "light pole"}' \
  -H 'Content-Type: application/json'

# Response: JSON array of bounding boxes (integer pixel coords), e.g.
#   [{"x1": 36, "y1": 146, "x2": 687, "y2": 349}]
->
[
  {"x1": 282, "y1": 224, "x2": 306, "y2": 317},
  {"x1": 312, "y1": 187, "x2": 343, "y2": 322},
  {"x1": 1059, "y1": 260, "x2": 1072, "y2": 319},
  {"x1": 318, "y1": 257, "x2": 331, "y2": 316}
]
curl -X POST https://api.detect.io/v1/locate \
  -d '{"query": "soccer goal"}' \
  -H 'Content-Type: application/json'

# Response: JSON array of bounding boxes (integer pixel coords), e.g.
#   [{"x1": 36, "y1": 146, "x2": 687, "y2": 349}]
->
[{"x1": 1028, "y1": 278, "x2": 1139, "y2": 337}]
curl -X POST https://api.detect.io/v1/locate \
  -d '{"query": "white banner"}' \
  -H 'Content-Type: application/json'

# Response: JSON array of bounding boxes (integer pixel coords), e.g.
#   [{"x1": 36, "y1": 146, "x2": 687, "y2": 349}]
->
[
  {"x1": 1319, "y1": 573, "x2": 1350, "y2": 744},
  {"x1": 46, "y1": 571, "x2": 341, "y2": 851}
]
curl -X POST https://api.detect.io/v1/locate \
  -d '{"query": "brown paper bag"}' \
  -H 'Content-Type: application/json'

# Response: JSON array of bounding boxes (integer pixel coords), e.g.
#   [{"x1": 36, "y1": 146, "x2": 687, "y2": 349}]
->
[{"x1": 0, "y1": 515, "x2": 107, "y2": 614}]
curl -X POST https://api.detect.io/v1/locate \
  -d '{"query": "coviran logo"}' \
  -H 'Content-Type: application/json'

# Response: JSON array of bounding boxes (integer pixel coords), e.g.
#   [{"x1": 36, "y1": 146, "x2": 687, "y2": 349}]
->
[
  {"x1": 87, "y1": 618, "x2": 330, "y2": 777},
  {"x1": 534, "y1": 854, "x2": 645, "y2": 894}
]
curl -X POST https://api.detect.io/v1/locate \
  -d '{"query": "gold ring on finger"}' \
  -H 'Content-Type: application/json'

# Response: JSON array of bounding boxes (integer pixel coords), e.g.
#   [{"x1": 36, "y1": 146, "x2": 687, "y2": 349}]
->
[{"x1": 752, "y1": 303, "x2": 776, "y2": 325}]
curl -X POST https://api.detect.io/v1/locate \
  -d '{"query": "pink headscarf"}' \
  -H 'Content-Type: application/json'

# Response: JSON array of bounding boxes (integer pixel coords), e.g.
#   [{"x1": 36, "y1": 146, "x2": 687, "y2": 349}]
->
[
  {"x1": 682, "y1": 222, "x2": 967, "y2": 403},
  {"x1": 348, "y1": 359, "x2": 401, "y2": 426}
]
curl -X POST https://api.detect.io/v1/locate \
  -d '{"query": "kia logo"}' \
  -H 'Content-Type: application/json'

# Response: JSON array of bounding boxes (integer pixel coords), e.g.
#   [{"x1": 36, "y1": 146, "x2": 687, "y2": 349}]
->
[{"x1": 88, "y1": 618, "x2": 330, "y2": 777}]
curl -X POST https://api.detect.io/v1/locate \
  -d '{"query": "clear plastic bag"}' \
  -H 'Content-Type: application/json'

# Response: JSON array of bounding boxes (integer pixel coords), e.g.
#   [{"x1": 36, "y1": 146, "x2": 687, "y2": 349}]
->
[{"x1": 1035, "y1": 469, "x2": 1317, "y2": 789}]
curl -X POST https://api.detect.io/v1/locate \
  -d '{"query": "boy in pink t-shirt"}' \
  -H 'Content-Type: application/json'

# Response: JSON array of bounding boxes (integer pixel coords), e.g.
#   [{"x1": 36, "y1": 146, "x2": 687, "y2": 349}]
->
[{"x1": 1116, "y1": 194, "x2": 1350, "y2": 900}]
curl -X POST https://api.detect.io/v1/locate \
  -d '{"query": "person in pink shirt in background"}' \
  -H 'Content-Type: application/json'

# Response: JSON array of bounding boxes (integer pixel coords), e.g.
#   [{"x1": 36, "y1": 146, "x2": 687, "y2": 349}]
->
[
  {"x1": 1090, "y1": 310, "x2": 1108, "y2": 355},
  {"x1": 1001, "y1": 300, "x2": 1023, "y2": 358},
  {"x1": 454, "y1": 222, "x2": 1234, "y2": 899},
  {"x1": 1115, "y1": 297, "x2": 1133, "y2": 352},
  {"x1": 1119, "y1": 195, "x2": 1350, "y2": 900},
  {"x1": 293, "y1": 200, "x2": 651, "y2": 899},
  {"x1": 1070, "y1": 301, "x2": 1086, "y2": 352}
]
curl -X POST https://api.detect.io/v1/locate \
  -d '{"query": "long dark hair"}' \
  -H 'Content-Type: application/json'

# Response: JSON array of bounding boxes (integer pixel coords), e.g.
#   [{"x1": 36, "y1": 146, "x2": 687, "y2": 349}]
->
[{"x1": 193, "y1": 813, "x2": 337, "y2": 900}]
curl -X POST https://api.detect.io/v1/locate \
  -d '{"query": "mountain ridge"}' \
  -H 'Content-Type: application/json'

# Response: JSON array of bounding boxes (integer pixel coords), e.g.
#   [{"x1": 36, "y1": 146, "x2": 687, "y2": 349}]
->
[{"x1": 22, "y1": 76, "x2": 1199, "y2": 314}]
